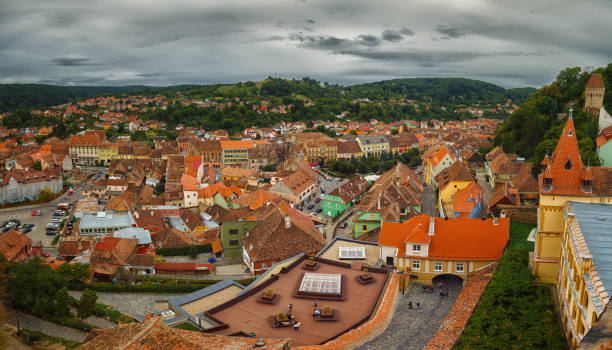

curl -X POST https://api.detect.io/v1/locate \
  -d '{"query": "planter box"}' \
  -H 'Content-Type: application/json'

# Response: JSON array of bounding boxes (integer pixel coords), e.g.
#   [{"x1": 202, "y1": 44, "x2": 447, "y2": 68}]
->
[
  {"x1": 303, "y1": 261, "x2": 319, "y2": 270},
  {"x1": 257, "y1": 292, "x2": 279, "y2": 304},
  {"x1": 356, "y1": 273, "x2": 375, "y2": 284},
  {"x1": 314, "y1": 308, "x2": 338, "y2": 321}
]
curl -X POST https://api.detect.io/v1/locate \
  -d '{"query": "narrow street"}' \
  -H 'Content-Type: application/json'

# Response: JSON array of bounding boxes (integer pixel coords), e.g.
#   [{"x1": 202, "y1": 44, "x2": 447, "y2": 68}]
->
[{"x1": 421, "y1": 187, "x2": 438, "y2": 217}]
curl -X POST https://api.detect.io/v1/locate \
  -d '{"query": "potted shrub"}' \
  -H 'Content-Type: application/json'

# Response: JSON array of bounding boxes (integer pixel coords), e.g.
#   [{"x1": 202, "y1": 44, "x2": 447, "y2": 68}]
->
[
  {"x1": 263, "y1": 289, "x2": 274, "y2": 300},
  {"x1": 276, "y1": 312, "x2": 289, "y2": 322},
  {"x1": 321, "y1": 306, "x2": 332, "y2": 317}
]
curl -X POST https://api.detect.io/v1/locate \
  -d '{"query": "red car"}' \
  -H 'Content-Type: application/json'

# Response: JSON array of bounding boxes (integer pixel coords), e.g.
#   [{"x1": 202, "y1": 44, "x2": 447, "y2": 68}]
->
[
  {"x1": 42, "y1": 252, "x2": 50, "y2": 257},
  {"x1": 31, "y1": 210, "x2": 37, "y2": 216},
  {"x1": 315, "y1": 198, "x2": 321, "y2": 203}
]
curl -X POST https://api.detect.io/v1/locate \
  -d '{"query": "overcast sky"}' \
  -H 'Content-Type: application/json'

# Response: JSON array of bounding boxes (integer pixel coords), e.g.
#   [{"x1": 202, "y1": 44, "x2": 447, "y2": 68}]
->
[{"x1": 1, "y1": 0, "x2": 611, "y2": 88}]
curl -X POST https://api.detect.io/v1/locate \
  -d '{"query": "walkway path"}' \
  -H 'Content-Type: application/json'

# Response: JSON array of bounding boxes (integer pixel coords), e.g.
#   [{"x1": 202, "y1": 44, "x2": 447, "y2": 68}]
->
[
  {"x1": 69, "y1": 291, "x2": 183, "y2": 318},
  {"x1": 355, "y1": 281, "x2": 461, "y2": 350},
  {"x1": 4, "y1": 310, "x2": 87, "y2": 343}
]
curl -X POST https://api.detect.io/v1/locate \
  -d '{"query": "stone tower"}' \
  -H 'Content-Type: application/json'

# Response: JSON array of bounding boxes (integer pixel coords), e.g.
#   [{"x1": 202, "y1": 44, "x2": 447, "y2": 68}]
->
[{"x1": 584, "y1": 73, "x2": 605, "y2": 114}]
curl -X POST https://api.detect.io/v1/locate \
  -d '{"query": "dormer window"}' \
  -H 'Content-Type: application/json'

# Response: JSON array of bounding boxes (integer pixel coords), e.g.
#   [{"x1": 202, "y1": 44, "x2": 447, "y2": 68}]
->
[
  {"x1": 565, "y1": 159, "x2": 572, "y2": 170},
  {"x1": 568, "y1": 129, "x2": 573, "y2": 137},
  {"x1": 543, "y1": 177, "x2": 552, "y2": 192},
  {"x1": 582, "y1": 179, "x2": 592, "y2": 193}
]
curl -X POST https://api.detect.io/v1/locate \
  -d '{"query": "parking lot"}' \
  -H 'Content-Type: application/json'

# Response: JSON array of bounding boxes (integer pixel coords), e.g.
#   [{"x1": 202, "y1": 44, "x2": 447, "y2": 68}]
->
[
  {"x1": 0, "y1": 172, "x2": 98, "y2": 248},
  {"x1": 298, "y1": 173, "x2": 347, "y2": 216}
]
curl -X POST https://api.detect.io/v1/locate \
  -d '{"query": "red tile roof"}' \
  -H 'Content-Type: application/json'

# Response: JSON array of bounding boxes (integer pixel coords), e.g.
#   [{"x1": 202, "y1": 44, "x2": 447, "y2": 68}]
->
[
  {"x1": 586, "y1": 73, "x2": 605, "y2": 88},
  {"x1": 379, "y1": 215, "x2": 509, "y2": 260}
]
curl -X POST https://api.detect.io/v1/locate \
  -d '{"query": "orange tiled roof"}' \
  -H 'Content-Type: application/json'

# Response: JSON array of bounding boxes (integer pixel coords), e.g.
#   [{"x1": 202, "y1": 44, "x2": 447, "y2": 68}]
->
[
  {"x1": 379, "y1": 215, "x2": 509, "y2": 260},
  {"x1": 452, "y1": 181, "x2": 483, "y2": 214},
  {"x1": 586, "y1": 73, "x2": 605, "y2": 88},
  {"x1": 219, "y1": 139, "x2": 266, "y2": 149}
]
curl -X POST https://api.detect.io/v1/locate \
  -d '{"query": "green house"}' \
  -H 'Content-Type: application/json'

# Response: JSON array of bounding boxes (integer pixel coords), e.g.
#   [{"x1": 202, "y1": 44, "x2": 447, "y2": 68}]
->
[
  {"x1": 598, "y1": 138, "x2": 612, "y2": 167},
  {"x1": 322, "y1": 194, "x2": 350, "y2": 218},
  {"x1": 353, "y1": 212, "x2": 381, "y2": 238},
  {"x1": 322, "y1": 177, "x2": 370, "y2": 218},
  {"x1": 220, "y1": 220, "x2": 261, "y2": 258}
]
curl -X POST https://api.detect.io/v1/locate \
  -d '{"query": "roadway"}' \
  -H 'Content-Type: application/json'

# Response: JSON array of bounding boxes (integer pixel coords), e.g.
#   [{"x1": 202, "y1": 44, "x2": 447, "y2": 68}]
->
[{"x1": 0, "y1": 169, "x2": 102, "y2": 249}]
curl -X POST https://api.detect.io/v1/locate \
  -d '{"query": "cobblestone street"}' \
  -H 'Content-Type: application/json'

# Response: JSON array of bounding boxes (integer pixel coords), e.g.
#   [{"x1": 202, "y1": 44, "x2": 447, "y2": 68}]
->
[
  {"x1": 69, "y1": 291, "x2": 183, "y2": 318},
  {"x1": 355, "y1": 281, "x2": 461, "y2": 350}
]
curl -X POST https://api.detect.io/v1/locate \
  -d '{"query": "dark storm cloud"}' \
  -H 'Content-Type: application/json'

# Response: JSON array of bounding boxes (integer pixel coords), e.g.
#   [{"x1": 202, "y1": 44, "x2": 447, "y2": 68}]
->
[
  {"x1": 358, "y1": 34, "x2": 380, "y2": 47},
  {"x1": 0, "y1": 0, "x2": 611, "y2": 88},
  {"x1": 435, "y1": 25, "x2": 467, "y2": 39},
  {"x1": 51, "y1": 57, "x2": 95, "y2": 66},
  {"x1": 381, "y1": 29, "x2": 404, "y2": 42}
]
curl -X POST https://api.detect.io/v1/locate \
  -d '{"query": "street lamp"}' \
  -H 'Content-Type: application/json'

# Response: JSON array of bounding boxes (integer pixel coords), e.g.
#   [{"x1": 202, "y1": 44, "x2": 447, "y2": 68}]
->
[{"x1": 15, "y1": 309, "x2": 21, "y2": 335}]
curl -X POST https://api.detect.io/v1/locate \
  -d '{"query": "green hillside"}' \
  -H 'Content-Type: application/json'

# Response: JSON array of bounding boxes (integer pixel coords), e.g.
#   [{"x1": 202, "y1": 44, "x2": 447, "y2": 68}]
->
[{"x1": 494, "y1": 63, "x2": 612, "y2": 167}]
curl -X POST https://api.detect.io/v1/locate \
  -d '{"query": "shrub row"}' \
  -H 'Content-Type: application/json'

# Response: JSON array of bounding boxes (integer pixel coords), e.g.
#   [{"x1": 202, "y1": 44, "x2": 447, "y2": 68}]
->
[
  {"x1": 69, "y1": 278, "x2": 255, "y2": 294},
  {"x1": 154, "y1": 244, "x2": 212, "y2": 257}
]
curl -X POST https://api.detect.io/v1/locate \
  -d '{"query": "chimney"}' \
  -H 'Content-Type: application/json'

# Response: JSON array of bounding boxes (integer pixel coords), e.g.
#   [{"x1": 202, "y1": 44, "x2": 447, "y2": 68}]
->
[
  {"x1": 290, "y1": 202, "x2": 294, "y2": 209},
  {"x1": 428, "y1": 216, "x2": 435, "y2": 236},
  {"x1": 284, "y1": 215, "x2": 291, "y2": 228},
  {"x1": 377, "y1": 191, "x2": 382, "y2": 210},
  {"x1": 493, "y1": 217, "x2": 498, "y2": 225},
  {"x1": 266, "y1": 200, "x2": 271, "y2": 206},
  {"x1": 500, "y1": 211, "x2": 506, "y2": 219}
]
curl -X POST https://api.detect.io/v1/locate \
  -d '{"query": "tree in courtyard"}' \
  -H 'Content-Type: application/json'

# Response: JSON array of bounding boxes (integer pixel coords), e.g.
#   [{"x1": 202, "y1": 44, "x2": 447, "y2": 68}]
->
[
  {"x1": 77, "y1": 288, "x2": 97, "y2": 320},
  {"x1": 37, "y1": 188, "x2": 53, "y2": 202},
  {"x1": 54, "y1": 287, "x2": 71, "y2": 319}
]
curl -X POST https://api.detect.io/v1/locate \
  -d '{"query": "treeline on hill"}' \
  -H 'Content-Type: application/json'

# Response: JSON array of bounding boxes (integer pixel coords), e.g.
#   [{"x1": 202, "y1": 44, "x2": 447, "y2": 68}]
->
[
  {"x1": 0, "y1": 84, "x2": 196, "y2": 113},
  {"x1": 495, "y1": 64, "x2": 612, "y2": 168},
  {"x1": 344, "y1": 78, "x2": 536, "y2": 106}
]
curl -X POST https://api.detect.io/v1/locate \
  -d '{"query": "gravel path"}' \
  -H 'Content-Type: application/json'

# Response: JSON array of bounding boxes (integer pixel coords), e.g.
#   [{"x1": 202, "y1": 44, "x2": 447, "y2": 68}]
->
[
  {"x1": 69, "y1": 291, "x2": 183, "y2": 318},
  {"x1": 355, "y1": 281, "x2": 461, "y2": 350}
]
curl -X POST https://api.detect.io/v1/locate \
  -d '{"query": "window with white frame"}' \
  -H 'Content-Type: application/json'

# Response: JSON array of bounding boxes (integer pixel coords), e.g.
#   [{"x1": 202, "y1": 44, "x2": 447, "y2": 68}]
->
[
  {"x1": 412, "y1": 244, "x2": 421, "y2": 252},
  {"x1": 412, "y1": 260, "x2": 420, "y2": 270},
  {"x1": 434, "y1": 262, "x2": 443, "y2": 271},
  {"x1": 456, "y1": 263, "x2": 464, "y2": 272}
]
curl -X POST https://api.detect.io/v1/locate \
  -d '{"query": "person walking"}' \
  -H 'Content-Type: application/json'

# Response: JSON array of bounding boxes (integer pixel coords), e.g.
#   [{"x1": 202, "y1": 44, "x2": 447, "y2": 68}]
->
[
  {"x1": 416, "y1": 302, "x2": 420, "y2": 309},
  {"x1": 408, "y1": 301, "x2": 413, "y2": 310},
  {"x1": 288, "y1": 303, "x2": 293, "y2": 313},
  {"x1": 294, "y1": 322, "x2": 301, "y2": 331},
  {"x1": 314, "y1": 299, "x2": 318, "y2": 308}
]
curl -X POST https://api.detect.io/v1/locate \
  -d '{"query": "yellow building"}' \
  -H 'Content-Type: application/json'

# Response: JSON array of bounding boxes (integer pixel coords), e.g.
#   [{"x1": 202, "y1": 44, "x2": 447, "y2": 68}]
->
[
  {"x1": 534, "y1": 116, "x2": 612, "y2": 283},
  {"x1": 378, "y1": 215, "x2": 509, "y2": 283},
  {"x1": 98, "y1": 143, "x2": 118, "y2": 165},
  {"x1": 557, "y1": 201, "x2": 612, "y2": 348},
  {"x1": 435, "y1": 162, "x2": 474, "y2": 216},
  {"x1": 356, "y1": 135, "x2": 389, "y2": 157},
  {"x1": 304, "y1": 139, "x2": 338, "y2": 164}
]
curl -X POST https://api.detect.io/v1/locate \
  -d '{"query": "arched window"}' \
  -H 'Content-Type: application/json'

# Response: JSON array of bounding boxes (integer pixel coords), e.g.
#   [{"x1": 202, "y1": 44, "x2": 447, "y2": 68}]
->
[{"x1": 565, "y1": 159, "x2": 572, "y2": 170}]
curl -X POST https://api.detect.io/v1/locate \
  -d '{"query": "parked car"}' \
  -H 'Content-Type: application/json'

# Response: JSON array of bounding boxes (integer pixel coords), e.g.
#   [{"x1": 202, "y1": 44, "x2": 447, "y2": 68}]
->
[
  {"x1": 31, "y1": 210, "x2": 37, "y2": 216},
  {"x1": 37, "y1": 210, "x2": 43, "y2": 216},
  {"x1": 315, "y1": 197, "x2": 321, "y2": 203},
  {"x1": 42, "y1": 252, "x2": 50, "y2": 257},
  {"x1": 307, "y1": 204, "x2": 315, "y2": 210},
  {"x1": 51, "y1": 218, "x2": 62, "y2": 223},
  {"x1": 11, "y1": 219, "x2": 21, "y2": 225},
  {"x1": 23, "y1": 227, "x2": 32, "y2": 234},
  {"x1": 317, "y1": 208, "x2": 322, "y2": 213},
  {"x1": 53, "y1": 211, "x2": 65, "y2": 217},
  {"x1": 339, "y1": 222, "x2": 348, "y2": 229},
  {"x1": 2, "y1": 227, "x2": 11, "y2": 233}
]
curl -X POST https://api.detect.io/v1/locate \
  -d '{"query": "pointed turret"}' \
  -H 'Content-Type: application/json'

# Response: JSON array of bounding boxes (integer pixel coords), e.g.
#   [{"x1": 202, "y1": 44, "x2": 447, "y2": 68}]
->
[{"x1": 540, "y1": 116, "x2": 588, "y2": 195}]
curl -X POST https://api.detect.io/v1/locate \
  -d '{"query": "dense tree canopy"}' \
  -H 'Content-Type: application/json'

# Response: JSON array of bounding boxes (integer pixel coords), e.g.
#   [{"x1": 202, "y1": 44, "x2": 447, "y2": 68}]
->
[{"x1": 495, "y1": 64, "x2": 612, "y2": 168}]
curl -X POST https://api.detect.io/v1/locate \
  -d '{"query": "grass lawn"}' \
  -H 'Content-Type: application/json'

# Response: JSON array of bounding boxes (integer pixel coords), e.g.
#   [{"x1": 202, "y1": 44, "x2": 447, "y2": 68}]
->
[
  {"x1": 173, "y1": 322, "x2": 200, "y2": 331},
  {"x1": 508, "y1": 221, "x2": 536, "y2": 251}
]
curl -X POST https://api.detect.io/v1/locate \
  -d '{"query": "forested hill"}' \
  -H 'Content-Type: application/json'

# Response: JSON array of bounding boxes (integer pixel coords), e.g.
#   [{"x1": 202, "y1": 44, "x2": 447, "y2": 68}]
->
[
  {"x1": 345, "y1": 78, "x2": 536, "y2": 105},
  {"x1": 0, "y1": 84, "x2": 195, "y2": 112},
  {"x1": 1, "y1": 77, "x2": 535, "y2": 113},
  {"x1": 494, "y1": 64, "x2": 612, "y2": 167}
]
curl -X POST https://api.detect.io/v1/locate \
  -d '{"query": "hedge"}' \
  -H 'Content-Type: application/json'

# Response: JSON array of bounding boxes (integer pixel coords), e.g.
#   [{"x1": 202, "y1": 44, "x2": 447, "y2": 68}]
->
[
  {"x1": 69, "y1": 281, "x2": 213, "y2": 293},
  {"x1": 93, "y1": 303, "x2": 134, "y2": 324},
  {"x1": 155, "y1": 244, "x2": 212, "y2": 257},
  {"x1": 69, "y1": 278, "x2": 255, "y2": 294},
  {"x1": 51, "y1": 317, "x2": 94, "y2": 332}
]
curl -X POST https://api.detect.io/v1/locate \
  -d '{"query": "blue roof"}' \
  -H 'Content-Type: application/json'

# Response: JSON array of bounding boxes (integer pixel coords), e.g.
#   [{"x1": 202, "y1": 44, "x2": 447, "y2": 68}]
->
[
  {"x1": 168, "y1": 217, "x2": 189, "y2": 232},
  {"x1": 80, "y1": 211, "x2": 136, "y2": 230},
  {"x1": 113, "y1": 227, "x2": 152, "y2": 245},
  {"x1": 169, "y1": 279, "x2": 244, "y2": 308},
  {"x1": 569, "y1": 202, "x2": 612, "y2": 291}
]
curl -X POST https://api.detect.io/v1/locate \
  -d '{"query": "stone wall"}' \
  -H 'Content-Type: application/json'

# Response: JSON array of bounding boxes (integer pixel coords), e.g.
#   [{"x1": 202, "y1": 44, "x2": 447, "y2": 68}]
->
[{"x1": 499, "y1": 205, "x2": 537, "y2": 224}]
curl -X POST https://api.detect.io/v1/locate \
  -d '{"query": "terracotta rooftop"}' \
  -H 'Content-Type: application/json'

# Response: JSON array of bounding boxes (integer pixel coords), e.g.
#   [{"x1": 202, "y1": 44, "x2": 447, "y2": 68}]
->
[
  {"x1": 586, "y1": 73, "x2": 605, "y2": 88},
  {"x1": 242, "y1": 201, "x2": 326, "y2": 262},
  {"x1": 79, "y1": 315, "x2": 289, "y2": 349},
  {"x1": 435, "y1": 161, "x2": 473, "y2": 190},
  {"x1": 379, "y1": 215, "x2": 509, "y2": 260},
  {"x1": 205, "y1": 255, "x2": 389, "y2": 346},
  {"x1": 0, "y1": 229, "x2": 32, "y2": 261}
]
